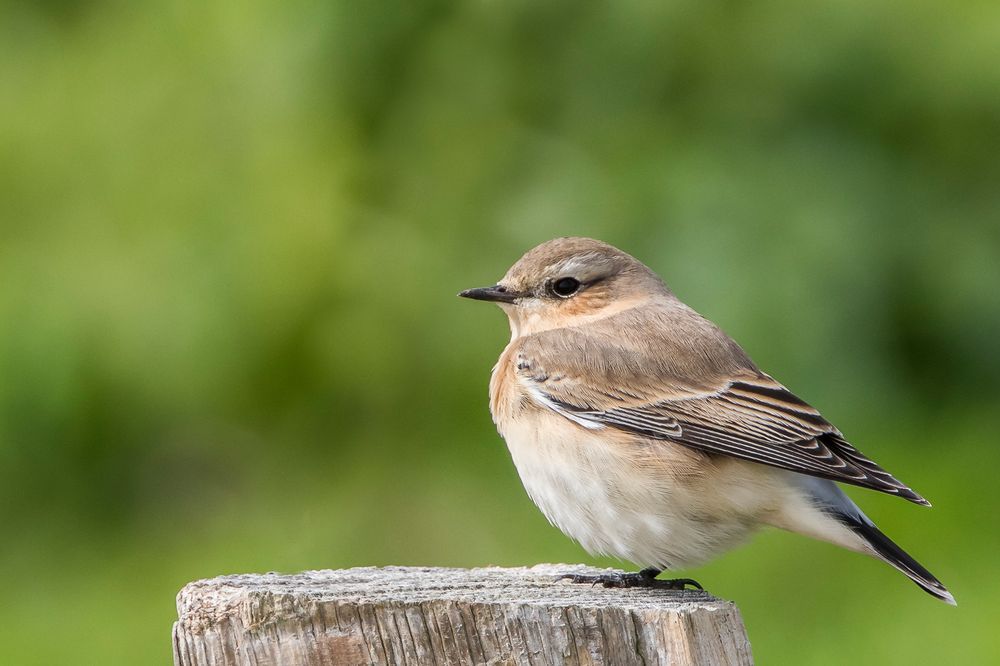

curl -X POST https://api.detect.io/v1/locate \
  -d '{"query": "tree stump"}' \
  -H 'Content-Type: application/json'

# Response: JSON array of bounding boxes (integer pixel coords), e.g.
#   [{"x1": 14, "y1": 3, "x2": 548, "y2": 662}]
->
[{"x1": 172, "y1": 564, "x2": 752, "y2": 665}]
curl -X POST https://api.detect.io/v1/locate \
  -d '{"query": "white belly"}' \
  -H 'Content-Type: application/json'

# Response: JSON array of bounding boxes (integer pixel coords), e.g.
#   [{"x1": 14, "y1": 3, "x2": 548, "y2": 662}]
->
[{"x1": 499, "y1": 411, "x2": 781, "y2": 570}]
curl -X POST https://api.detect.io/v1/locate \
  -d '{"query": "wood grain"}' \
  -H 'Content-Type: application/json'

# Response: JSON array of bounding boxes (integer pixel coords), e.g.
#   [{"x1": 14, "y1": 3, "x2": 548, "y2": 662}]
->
[{"x1": 173, "y1": 564, "x2": 752, "y2": 665}]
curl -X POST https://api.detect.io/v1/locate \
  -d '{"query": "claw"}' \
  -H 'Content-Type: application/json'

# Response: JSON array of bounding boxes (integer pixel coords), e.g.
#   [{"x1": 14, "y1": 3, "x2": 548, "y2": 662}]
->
[
  {"x1": 661, "y1": 577, "x2": 703, "y2": 590},
  {"x1": 556, "y1": 571, "x2": 704, "y2": 590}
]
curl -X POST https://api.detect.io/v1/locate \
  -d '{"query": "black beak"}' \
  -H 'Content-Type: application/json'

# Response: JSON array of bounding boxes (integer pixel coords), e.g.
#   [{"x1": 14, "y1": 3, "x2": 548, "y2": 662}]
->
[{"x1": 458, "y1": 284, "x2": 519, "y2": 303}]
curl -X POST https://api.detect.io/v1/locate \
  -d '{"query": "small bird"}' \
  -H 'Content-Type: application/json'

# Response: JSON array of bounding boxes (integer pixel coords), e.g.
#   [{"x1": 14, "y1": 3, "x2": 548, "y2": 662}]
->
[{"x1": 459, "y1": 237, "x2": 954, "y2": 604}]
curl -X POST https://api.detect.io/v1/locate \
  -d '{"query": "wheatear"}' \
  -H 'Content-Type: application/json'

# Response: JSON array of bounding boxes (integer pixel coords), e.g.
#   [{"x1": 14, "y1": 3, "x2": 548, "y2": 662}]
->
[{"x1": 459, "y1": 237, "x2": 954, "y2": 604}]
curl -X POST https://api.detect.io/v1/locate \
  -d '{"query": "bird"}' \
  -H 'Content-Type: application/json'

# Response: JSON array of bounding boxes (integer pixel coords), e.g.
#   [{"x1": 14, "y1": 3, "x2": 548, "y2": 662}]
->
[{"x1": 458, "y1": 236, "x2": 954, "y2": 604}]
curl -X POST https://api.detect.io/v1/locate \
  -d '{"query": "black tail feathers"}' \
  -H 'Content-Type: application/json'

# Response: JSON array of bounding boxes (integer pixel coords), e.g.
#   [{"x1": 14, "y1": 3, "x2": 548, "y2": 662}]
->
[{"x1": 840, "y1": 514, "x2": 955, "y2": 605}]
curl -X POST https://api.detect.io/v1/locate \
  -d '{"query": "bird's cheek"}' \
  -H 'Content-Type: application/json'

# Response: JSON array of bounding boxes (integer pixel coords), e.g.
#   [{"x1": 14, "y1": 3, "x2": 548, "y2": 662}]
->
[{"x1": 563, "y1": 292, "x2": 609, "y2": 317}]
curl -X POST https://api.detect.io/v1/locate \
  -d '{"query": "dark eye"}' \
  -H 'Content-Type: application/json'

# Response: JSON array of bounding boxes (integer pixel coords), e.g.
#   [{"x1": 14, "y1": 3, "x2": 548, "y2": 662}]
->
[{"x1": 551, "y1": 277, "x2": 581, "y2": 297}]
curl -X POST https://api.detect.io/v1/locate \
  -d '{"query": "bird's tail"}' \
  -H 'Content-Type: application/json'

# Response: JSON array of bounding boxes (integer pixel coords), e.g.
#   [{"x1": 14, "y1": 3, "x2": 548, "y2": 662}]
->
[
  {"x1": 799, "y1": 476, "x2": 955, "y2": 605},
  {"x1": 838, "y1": 512, "x2": 955, "y2": 605}
]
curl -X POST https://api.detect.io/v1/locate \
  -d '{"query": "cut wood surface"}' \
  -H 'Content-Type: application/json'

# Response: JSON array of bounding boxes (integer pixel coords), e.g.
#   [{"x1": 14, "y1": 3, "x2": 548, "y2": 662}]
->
[{"x1": 173, "y1": 564, "x2": 752, "y2": 666}]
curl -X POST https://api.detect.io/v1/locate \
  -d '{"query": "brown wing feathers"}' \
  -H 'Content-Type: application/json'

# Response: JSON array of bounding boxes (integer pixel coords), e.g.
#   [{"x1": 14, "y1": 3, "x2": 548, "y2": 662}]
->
[{"x1": 532, "y1": 371, "x2": 929, "y2": 506}]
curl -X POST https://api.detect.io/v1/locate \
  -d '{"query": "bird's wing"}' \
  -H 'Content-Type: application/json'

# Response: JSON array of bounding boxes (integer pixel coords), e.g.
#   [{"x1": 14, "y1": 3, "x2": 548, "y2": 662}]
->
[{"x1": 515, "y1": 336, "x2": 929, "y2": 506}]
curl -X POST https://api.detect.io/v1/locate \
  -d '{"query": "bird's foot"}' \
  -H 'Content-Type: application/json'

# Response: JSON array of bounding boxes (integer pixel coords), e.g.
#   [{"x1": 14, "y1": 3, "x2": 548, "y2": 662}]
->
[{"x1": 558, "y1": 568, "x2": 703, "y2": 590}]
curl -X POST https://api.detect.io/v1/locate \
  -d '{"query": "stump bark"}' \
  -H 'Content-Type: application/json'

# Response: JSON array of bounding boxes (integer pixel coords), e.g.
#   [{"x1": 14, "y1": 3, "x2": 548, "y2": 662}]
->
[{"x1": 172, "y1": 564, "x2": 752, "y2": 665}]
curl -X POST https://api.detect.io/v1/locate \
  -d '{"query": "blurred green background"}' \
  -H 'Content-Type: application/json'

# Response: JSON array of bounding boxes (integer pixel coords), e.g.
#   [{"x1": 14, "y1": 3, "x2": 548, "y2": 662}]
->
[{"x1": 2, "y1": 0, "x2": 999, "y2": 663}]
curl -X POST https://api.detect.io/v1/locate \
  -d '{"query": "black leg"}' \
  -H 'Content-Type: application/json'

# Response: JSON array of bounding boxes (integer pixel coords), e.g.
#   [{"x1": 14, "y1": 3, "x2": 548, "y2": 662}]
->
[{"x1": 558, "y1": 567, "x2": 703, "y2": 590}]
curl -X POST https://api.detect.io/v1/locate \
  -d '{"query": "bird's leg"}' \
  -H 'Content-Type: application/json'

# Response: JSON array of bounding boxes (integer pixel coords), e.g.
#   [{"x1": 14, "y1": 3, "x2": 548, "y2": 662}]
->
[{"x1": 558, "y1": 567, "x2": 703, "y2": 590}]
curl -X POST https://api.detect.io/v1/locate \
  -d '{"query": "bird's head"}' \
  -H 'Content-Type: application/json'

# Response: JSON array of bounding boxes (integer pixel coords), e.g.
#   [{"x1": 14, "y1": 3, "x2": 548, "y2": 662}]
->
[{"x1": 459, "y1": 237, "x2": 670, "y2": 338}]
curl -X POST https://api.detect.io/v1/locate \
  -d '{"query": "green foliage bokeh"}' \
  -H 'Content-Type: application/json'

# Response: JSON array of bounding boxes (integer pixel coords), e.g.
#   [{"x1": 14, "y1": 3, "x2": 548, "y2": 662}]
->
[{"x1": 1, "y1": 1, "x2": 998, "y2": 663}]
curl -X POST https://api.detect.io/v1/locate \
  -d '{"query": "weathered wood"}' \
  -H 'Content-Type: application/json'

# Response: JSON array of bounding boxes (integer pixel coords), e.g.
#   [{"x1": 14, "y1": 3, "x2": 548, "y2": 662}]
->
[{"x1": 173, "y1": 564, "x2": 752, "y2": 666}]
